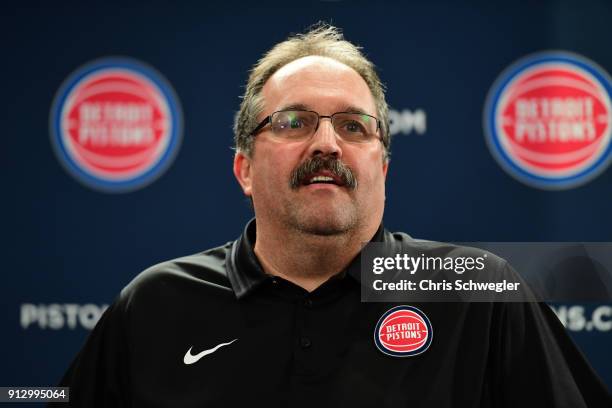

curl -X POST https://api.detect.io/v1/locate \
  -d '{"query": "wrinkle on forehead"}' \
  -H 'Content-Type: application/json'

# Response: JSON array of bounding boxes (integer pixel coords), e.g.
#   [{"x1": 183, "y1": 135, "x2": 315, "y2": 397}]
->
[{"x1": 263, "y1": 55, "x2": 376, "y2": 116}]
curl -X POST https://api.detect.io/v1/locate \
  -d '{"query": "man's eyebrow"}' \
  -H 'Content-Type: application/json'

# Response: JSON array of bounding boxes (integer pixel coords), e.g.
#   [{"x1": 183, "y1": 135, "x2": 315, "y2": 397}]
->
[
  {"x1": 342, "y1": 105, "x2": 371, "y2": 115},
  {"x1": 278, "y1": 103, "x2": 311, "y2": 112},
  {"x1": 277, "y1": 104, "x2": 372, "y2": 115}
]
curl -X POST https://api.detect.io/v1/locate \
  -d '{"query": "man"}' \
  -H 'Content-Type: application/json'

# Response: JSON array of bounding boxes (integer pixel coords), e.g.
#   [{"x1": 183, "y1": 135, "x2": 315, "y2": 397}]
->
[{"x1": 55, "y1": 24, "x2": 610, "y2": 407}]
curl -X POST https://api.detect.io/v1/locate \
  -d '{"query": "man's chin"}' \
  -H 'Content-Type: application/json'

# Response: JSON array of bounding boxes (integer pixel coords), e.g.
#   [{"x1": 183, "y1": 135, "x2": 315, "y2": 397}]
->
[{"x1": 290, "y1": 211, "x2": 356, "y2": 236}]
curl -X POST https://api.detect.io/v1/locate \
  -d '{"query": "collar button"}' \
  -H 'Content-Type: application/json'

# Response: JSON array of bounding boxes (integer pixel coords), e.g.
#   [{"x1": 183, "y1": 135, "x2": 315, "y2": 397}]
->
[{"x1": 299, "y1": 337, "x2": 312, "y2": 349}]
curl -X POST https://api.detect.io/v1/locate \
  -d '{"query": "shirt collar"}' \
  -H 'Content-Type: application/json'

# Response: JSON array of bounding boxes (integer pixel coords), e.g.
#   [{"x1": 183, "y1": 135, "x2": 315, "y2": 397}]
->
[{"x1": 225, "y1": 218, "x2": 387, "y2": 299}]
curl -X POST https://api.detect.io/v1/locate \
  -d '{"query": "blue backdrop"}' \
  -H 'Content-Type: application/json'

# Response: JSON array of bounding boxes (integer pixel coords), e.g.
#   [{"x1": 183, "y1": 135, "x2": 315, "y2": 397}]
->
[{"x1": 2, "y1": 0, "x2": 611, "y2": 397}]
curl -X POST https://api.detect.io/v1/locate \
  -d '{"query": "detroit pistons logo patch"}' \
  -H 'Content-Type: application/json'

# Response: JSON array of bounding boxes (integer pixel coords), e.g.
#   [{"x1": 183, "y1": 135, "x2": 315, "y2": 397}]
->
[
  {"x1": 50, "y1": 57, "x2": 182, "y2": 192},
  {"x1": 484, "y1": 51, "x2": 612, "y2": 190},
  {"x1": 374, "y1": 305, "x2": 433, "y2": 357}
]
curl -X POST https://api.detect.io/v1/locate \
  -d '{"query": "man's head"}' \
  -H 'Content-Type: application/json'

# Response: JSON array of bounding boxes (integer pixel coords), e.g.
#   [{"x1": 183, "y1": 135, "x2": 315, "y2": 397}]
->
[
  {"x1": 233, "y1": 24, "x2": 391, "y2": 237},
  {"x1": 234, "y1": 23, "x2": 390, "y2": 159}
]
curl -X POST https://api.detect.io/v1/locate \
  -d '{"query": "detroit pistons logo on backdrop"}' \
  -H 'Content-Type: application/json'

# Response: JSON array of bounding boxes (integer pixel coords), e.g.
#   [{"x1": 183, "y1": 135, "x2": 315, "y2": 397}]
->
[
  {"x1": 484, "y1": 51, "x2": 612, "y2": 189},
  {"x1": 374, "y1": 305, "x2": 433, "y2": 357},
  {"x1": 50, "y1": 58, "x2": 182, "y2": 192}
]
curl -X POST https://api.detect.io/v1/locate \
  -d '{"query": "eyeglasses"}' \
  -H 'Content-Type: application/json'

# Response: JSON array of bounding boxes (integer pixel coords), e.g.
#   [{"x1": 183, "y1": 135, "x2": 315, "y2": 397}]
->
[{"x1": 250, "y1": 110, "x2": 381, "y2": 144}]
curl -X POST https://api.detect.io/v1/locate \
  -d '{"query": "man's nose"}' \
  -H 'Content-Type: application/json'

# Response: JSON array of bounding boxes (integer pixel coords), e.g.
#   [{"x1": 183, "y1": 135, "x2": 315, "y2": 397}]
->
[{"x1": 306, "y1": 117, "x2": 343, "y2": 158}]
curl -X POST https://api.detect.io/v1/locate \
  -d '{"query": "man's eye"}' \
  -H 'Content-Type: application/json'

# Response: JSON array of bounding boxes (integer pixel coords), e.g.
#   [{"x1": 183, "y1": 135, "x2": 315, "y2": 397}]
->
[
  {"x1": 277, "y1": 119, "x2": 302, "y2": 129},
  {"x1": 276, "y1": 113, "x2": 306, "y2": 130},
  {"x1": 343, "y1": 121, "x2": 366, "y2": 133},
  {"x1": 289, "y1": 119, "x2": 303, "y2": 129}
]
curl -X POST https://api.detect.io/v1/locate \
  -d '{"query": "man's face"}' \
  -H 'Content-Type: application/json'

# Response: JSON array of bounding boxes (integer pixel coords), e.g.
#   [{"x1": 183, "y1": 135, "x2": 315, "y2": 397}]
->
[{"x1": 234, "y1": 55, "x2": 388, "y2": 236}]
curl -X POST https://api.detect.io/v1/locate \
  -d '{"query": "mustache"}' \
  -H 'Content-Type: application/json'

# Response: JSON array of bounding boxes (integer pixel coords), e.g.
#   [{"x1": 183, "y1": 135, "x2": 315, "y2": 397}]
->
[{"x1": 289, "y1": 156, "x2": 357, "y2": 190}]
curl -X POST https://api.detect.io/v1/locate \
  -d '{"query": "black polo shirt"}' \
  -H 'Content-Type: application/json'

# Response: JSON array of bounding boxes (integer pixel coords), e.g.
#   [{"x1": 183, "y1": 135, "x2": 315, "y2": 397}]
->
[{"x1": 55, "y1": 219, "x2": 611, "y2": 407}]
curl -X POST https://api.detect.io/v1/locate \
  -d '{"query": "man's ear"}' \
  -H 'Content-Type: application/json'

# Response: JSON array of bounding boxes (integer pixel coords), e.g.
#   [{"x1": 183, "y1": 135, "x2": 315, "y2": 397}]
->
[
  {"x1": 233, "y1": 152, "x2": 253, "y2": 196},
  {"x1": 382, "y1": 159, "x2": 389, "y2": 180}
]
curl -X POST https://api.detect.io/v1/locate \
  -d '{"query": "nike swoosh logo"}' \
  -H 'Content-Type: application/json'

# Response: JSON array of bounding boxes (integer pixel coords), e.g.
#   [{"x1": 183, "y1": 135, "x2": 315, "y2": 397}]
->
[{"x1": 183, "y1": 339, "x2": 238, "y2": 365}]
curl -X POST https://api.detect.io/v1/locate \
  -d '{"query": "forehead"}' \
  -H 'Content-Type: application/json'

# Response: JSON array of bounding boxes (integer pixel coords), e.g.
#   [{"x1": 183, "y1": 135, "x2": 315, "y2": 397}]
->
[{"x1": 262, "y1": 55, "x2": 376, "y2": 116}]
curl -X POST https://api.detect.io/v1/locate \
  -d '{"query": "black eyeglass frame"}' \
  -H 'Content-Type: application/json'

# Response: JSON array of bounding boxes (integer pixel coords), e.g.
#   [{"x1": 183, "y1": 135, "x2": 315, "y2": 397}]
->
[{"x1": 249, "y1": 109, "x2": 382, "y2": 141}]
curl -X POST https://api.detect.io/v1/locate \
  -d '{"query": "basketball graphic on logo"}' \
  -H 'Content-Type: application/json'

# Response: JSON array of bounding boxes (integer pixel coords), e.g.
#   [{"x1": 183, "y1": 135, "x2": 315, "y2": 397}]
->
[
  {"x1": 374, "y1": 305, "x2": 433, "y2": 357},
  {"x1": 484, "y1": 51, "x2": 612, "y2": 189},
  {"x1": 50, "y1": 57, "x2": 182, "y2": 192}
]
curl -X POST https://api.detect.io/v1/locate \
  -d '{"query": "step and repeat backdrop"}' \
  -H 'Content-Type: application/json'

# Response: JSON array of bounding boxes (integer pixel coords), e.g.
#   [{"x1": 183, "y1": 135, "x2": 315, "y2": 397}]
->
[{"x1": 2, "y1": 0, "x2": 611, "y2": 395}]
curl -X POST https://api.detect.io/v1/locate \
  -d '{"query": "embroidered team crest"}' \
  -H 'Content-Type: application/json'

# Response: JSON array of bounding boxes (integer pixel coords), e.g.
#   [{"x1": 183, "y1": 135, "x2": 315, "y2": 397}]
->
[{"x1": 374, "y1": 305, "x2": 433, "y2": 357}]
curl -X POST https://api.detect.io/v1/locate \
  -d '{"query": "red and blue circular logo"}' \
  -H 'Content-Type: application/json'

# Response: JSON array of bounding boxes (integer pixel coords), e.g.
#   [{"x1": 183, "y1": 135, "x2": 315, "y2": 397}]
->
[
  {"x1": 50, "y1": 57, "x2": 182, "y2": 192},
  {"x1": 374, "y1": 305, "x2": 433, "y2": 357},
  {"x1": 484, "y1": 51, "x2": 612, "y2": 190}
]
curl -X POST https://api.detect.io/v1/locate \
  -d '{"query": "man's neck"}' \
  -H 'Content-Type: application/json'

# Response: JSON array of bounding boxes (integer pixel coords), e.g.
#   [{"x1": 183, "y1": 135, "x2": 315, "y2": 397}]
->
[{"x1": 253, "y1": 219, "x2": 380, "y2": 292}]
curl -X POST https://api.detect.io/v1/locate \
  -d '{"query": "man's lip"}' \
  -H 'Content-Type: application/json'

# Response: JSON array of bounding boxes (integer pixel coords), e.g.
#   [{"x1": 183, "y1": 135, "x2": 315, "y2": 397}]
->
[
  {"x1": 302, "y1": 183, "x2": 342, "y2": 190},
  {"x1": 301, "y1": 171, "x2": 345, "y2": 186}
]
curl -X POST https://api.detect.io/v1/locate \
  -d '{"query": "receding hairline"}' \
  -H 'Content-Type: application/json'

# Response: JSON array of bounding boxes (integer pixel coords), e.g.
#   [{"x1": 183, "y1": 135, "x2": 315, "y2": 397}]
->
[
  {"x1": 266, "y1": 54, "x2": 360, "y2": 81},
  {"x1": 260, "y1": 55, "x2": 379, "y2": 118}
]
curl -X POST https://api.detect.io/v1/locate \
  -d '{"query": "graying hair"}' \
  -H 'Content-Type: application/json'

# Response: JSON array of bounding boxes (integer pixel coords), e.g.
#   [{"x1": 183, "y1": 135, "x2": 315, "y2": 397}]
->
[{"x1": 233, "y1": 23, "x2": 391, "y2": 160}]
